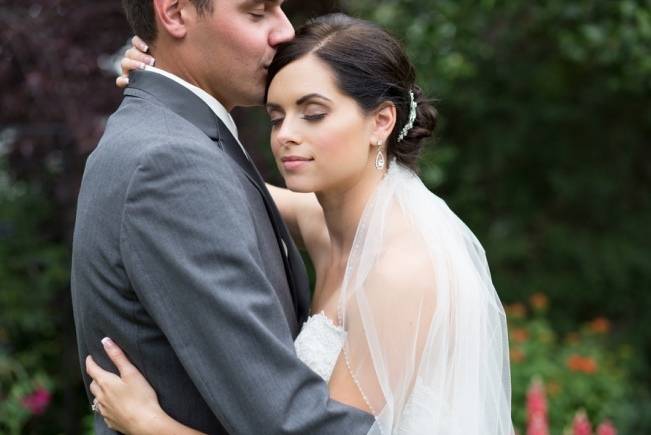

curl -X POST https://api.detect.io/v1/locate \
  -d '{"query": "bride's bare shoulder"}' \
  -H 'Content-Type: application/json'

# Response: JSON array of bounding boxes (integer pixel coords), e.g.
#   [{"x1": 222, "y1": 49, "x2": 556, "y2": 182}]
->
[{"x1": 369, "y1": 213, "x2": 435, "y2": 297}]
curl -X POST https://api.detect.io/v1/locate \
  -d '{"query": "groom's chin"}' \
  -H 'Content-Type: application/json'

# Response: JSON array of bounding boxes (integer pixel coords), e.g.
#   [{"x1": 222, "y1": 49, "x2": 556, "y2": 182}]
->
[{"x1": 234, "y1": 90, "x2": 266, "y2": 109}]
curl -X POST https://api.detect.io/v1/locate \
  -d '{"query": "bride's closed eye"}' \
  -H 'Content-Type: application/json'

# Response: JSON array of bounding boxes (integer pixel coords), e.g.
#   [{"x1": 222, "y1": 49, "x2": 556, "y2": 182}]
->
[
  {"x1": 268, "y1": 113, "x2": 327, "y2": 128},
  {"x1": 302, "y1": 103, "x2": 328, "y2": 122},
  {"x1": 266, "y1": 108, "x2": 328, "y2": 128},
  {"x1": 302, "y1": 113, "x2": 327, "y2": 122}
]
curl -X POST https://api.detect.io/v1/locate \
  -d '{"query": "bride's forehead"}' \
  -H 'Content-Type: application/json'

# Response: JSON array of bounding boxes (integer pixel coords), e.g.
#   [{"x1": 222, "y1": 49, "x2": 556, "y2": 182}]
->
[
  {"x1": 276, "y1": 56, "x2": 335, "y2": 82},
  {"x1": 269, "y1": 58, "x2": 341, "y2": 100}
]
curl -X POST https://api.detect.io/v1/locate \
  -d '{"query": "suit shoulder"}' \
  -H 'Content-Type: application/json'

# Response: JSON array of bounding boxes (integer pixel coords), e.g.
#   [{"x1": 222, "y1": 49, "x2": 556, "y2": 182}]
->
[{"x1": 92, "y1": 96, "x2": 223, "y2": 171}]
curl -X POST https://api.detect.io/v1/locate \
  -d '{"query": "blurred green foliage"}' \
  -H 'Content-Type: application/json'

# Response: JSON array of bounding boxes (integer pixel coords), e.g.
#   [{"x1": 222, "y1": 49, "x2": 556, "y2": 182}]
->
[
  {"x1": 0, "y1": 157, "x2": 68, "y2": 434},
  {"x1": 348, "y1": 0, "x2": 651, "y2": 317},
  {"x1": 347, "y1": 0, "x2": 651, "y2": 430},
  {"x1": 348, "y1": 0, "x2": 651, "y2": 399},
  {"x1": 506, "y1": 294, "x2": 635, "y2": 433}
]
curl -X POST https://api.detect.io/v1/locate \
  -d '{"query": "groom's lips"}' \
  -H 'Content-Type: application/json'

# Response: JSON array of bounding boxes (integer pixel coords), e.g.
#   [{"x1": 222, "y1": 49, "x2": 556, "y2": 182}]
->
[{"x1": 281, "y1": 155, "x2": 313, "y2": 171}]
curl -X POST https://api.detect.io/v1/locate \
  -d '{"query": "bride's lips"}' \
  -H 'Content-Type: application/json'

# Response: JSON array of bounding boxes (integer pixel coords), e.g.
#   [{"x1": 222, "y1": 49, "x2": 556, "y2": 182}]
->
[{"x1": 281, "y1": 155, "x2": 314, "y2": 171}]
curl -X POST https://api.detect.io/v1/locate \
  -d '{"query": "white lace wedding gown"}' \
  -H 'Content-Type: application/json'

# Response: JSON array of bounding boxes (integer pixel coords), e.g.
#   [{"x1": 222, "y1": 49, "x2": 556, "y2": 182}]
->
[
  {"x1": 294, "y1": 312, "x2": 450, "y2": 434},
  {"x1": 294, "y1": 312, "x2": 346, "y2": 384}
]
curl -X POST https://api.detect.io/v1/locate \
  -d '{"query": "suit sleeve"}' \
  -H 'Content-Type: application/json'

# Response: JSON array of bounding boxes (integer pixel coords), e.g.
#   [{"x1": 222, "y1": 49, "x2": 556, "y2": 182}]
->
[{"x1": 119, "y1": 140, "x2": 374, "y2": 435}]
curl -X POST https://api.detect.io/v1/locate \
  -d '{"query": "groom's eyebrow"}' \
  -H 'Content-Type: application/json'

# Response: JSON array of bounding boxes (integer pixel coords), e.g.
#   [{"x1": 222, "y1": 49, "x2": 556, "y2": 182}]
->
[{"x1": 265, "y1": 102, "x2": 283, "y2": 112}]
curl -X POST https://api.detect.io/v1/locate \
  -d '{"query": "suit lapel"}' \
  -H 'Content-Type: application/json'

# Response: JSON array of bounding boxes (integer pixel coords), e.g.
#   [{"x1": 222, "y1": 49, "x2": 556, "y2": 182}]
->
[
  {"x1": 125, "y1": 70, "x2": 310, "y2": 329},
  {"x1": 216, "y1": 124, "x2": 311, "y2": 327}
]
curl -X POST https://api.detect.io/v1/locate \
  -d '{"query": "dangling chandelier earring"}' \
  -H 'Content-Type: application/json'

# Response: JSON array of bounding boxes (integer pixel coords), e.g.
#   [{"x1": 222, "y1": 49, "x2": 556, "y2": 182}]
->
[{"x1": 374, "y1": 139, "x2": 385, "y2": 170}]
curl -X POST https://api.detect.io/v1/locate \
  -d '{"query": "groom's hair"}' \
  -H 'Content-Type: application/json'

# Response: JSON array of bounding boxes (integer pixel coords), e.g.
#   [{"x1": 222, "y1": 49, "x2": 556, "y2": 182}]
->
[{"x1": 122, "y1": 0, "x2": 214, "y2": 43}]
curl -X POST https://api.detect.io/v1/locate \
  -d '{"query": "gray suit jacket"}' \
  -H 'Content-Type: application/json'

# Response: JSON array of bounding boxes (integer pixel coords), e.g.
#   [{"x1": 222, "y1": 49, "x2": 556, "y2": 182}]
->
[{"x1": 71, "y1": 70, "x2": 374, "y2": 434}]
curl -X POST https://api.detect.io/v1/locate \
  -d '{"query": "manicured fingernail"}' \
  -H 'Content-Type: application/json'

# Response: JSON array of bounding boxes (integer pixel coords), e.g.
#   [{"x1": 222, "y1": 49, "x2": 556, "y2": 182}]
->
[
  {"x1": 139, "y1": 62, "x2": 147, "y2": 70},
  {"x1": 101, "y1": 337, "x2": 114, "y2": 348},
  {"x1": 148, "y1": 57, "x2": 156, "y2": 66},
  {"x1": 142, "y1": 43, "x2": 149, "y2": 52}
]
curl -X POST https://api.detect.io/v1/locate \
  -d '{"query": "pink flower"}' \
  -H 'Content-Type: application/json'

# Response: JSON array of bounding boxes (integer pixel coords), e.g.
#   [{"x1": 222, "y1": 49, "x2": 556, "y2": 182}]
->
[
  {"x1": 527, "y1": 414, "x2": 549, "y2": 435},
  {"x1": 21, "y1": 387, "x2": 51, "y2": 415},
  {"x1": 527, "y1": 379, "x2": 547, "y2": 419},
  {"x1": 573, "y1": 410, "x2": 593, "y2": 435},
  {"x1": 526, "y1": 378, "x2": 548, "y2": 435},
  {"x1": 596, "y1": 420, "x2": 617, "y2": 435}
]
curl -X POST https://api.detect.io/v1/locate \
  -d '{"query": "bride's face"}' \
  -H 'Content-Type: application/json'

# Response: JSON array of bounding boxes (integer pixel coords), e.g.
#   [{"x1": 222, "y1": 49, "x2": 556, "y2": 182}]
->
[{"x1": 266, "y1": 55, "x2": 377, "y2": 194}]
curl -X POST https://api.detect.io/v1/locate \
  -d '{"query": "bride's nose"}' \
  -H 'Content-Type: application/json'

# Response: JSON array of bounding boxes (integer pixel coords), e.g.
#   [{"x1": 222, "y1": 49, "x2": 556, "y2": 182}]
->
[{"x1": 275, "y1": 118, "x2": 302, "y2": 147}]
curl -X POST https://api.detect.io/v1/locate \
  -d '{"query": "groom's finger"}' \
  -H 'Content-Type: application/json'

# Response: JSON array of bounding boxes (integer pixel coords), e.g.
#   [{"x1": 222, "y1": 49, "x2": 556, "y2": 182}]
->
[{"x1": 101, "y1": 337, "x2": 136, "y2": 377}]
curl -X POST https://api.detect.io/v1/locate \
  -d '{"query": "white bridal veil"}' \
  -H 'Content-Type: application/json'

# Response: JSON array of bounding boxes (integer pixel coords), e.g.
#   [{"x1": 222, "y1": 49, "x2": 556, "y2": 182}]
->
[{"x1": 337, "y1": 161, "x2": 514, "y2": 434}]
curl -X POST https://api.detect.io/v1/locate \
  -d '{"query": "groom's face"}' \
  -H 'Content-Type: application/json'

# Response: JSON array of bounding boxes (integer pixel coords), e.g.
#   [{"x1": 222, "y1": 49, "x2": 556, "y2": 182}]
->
[{"x1": 188, "y1": 0, "x2": 294, "y2": 109}]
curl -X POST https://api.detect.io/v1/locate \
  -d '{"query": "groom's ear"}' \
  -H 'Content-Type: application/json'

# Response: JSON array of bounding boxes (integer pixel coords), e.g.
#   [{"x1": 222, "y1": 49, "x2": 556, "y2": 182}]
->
[
  {"x1": 372, "y1": 102, "x2": 397, "y2": 142},
  {"x1": 153, "y1": 0, "x2": 191, "y2": 39}
]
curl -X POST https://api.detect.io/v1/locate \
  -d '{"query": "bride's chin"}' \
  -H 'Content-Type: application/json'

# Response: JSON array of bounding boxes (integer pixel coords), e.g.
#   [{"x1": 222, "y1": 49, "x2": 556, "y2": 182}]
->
[
  {"x1": 283, "y1": 178, "x2": 317, "y2": 194},
  {"x1": 286, "y1": 185, "x2": 316, "y2": 194}
]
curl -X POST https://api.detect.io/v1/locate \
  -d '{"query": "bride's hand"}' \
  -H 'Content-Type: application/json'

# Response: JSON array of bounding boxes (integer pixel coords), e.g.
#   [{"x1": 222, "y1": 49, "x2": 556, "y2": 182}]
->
[
  {"x1": 116, "y1": 35, "x2": 156, "y2": 88},
  {"x1": 86, "y1": 338, "x2": 163, "y2": 435}
]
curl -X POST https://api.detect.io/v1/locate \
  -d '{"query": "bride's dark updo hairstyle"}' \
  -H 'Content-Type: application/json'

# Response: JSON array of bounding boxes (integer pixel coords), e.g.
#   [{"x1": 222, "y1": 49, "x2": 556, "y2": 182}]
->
[{"x1": 266, "y1": 14, "x2": 437, "y2": 171}]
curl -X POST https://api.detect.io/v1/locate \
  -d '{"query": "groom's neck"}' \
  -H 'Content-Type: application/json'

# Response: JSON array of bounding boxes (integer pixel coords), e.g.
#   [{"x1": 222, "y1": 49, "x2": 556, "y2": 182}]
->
[{"x1": 152, "y1": 55, "x2": 199, "y2": 88}]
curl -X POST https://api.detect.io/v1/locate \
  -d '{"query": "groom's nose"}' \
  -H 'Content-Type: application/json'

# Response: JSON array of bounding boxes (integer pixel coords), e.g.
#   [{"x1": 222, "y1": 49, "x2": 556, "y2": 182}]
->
[{"x1": 269, "y1": 9, "x2": 295, "y2": 47}]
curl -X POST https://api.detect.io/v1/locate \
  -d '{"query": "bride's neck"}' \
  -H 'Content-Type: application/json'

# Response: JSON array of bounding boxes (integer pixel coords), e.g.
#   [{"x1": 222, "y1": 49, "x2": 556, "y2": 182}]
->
[{"x1": 317, "y1": 169, "x2": 384, "y2": 261}]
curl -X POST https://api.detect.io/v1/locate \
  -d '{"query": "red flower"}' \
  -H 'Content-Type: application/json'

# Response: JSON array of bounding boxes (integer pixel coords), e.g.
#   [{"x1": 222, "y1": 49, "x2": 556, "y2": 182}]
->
[
  {"x1": 567, "y1": 355, "x2": 598, "y2": 374},
  {"x1": 596, "y1": 420, "x2": 617, "y2": 435},
  {"x1": 506, "y1": 303, "x2": 527, "y2": 319},
  {"x1": 21, "y1": 387, "x2": 51, "y2": 415},
  {"x1": 510, "y1": 348, "x2": 526, "y2": 363},
  {"x1": 573, "y1": 410, "x2": 593, "y2": 435},
  {"x1": 529, "y1": 293, "x2": 549, "y2": 311},
  {"x1": 511, "y1": 328, "x2": 529, "y2": 343},
  {"x1": 589, "y1": 317, "x2": 611, "y2": 334}
]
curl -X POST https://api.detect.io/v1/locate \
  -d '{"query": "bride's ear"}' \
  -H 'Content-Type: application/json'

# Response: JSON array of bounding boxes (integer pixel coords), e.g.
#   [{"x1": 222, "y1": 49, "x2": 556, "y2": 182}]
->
[
  {"x1": 153, "y1": 0, "x2": 193, "y2": 39},
  {"x1": 370, "y1": 102, "x2": 397, "y2": 145}
]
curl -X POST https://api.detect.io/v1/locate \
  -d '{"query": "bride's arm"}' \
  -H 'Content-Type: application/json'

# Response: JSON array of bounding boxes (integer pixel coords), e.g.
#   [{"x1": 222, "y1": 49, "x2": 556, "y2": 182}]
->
[
  {"x1": 266, "y1": 184, "x2": 328, "y2": 255},
  {"x1": 86, "y1": 338, "x2": 205, "y2": 435}
]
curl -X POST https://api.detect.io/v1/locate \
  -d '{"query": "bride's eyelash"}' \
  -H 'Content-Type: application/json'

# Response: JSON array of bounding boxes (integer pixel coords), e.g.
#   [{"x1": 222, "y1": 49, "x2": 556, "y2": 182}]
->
[
  {"x1": 268, "y1": 113, "x2": 326, "y2": 128},
  {"x1": 303, "y1": 114, "x2": 326, "y2": 121}
]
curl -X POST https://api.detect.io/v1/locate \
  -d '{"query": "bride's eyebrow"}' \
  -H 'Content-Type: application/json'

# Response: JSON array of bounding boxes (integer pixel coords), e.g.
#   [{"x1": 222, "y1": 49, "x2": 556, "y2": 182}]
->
[
  {"x1": 266, "y1": 94, "x2": 332, "y2": 111},
  {"x1": 296, "y1": 93, "x2": 332, "y2": 105}
]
